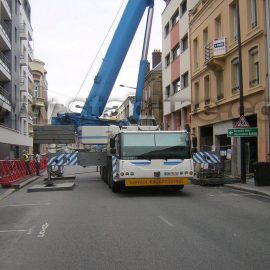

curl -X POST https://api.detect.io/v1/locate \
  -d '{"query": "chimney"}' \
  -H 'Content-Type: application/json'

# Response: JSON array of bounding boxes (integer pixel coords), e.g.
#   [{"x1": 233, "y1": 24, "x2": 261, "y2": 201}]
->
[{"x1": 152, "y1": 49, "x2": 161, "y2": 69}]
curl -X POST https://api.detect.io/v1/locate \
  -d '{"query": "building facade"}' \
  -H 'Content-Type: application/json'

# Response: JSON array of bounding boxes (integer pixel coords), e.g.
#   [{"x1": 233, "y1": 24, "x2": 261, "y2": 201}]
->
[
  {"x1": 162, "y1": 0, "x2": 199, "y2": 131},
  {"x1": 0, "y1": 0, "x2": 33, "y2": 159},
  {"x1": 116, "y1": 95, "x2": 135, "y2": 121},
  {"x1": 141, "y1": 50, "x2": 163, "y2": 127},
  {"x1": 189, "y1": 0, "x2": 268, "y2": 174},
  {"x1": 29, "y1": 59, "x2": 48, "y2": 154}
]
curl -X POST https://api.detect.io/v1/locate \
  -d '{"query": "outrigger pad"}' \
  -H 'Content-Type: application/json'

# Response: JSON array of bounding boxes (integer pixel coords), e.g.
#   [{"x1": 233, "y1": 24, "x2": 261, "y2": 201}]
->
[{"x1": 27, "y1": 183, "x2": 75, "y2": 192}]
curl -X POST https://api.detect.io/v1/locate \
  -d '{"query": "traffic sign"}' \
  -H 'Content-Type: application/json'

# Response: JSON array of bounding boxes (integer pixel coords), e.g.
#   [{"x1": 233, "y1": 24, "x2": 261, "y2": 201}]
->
[
  {"x1": 227, "y1": 127, "x2": 258, "y2": 137},
  {"x1": 234, "y1": 115, "x2": 250, "y2": 128}
]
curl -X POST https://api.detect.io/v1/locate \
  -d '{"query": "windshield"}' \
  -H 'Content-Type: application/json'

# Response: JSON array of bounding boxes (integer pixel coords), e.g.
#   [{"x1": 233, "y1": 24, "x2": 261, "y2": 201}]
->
[{"x1": 121, "y1": 132, "x2": 190, "y2": 160}]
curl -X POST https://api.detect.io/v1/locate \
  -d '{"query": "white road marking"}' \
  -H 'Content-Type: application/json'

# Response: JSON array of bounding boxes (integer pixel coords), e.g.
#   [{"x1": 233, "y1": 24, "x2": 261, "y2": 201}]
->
[
  {"x1": 0, "y1": 203, "x2": 51, "y2": 208},
  {"x1": 158, "y1": 216, "x2": 174, "y2": 227},
  {"x1": 37, "y1": 222, "x2": 49, "y2": 238},
  {"x1": 0, "y1": 229, "x2": 29, "y2": 233}
]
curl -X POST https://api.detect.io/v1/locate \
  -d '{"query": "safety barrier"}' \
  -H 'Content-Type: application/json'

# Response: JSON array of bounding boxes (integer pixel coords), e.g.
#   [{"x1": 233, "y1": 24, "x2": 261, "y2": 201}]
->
[{"x1": 0, "y1": 158, "x2": 47, "y2": 186}]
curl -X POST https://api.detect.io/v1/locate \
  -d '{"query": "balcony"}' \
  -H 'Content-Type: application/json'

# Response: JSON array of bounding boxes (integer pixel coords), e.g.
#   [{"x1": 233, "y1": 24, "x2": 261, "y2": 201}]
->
[
  {"x1": 28, "y1": 42, "x2": 33, "y2": 61},
  {"x1": 1, "y1": 0, "x2": 11, "y2": 19},
  {"x1": 32, "y1": 97, "x2": 45, "y2": 107},
  {"x1": 0, "y1": 51, "x2": 11, "y2": 80},
  {"x1": 0, "y1": 85, "x2": 11, "y2": 111},
  {"x1": 19, "y1": 23, "x2": 27, "y2": 40},
  {"x1": 20, "y1": 53, "x2": 27, "y2": 66},
  {"x1": 20, "y1": 76, "x2": 27, "y2": 91},
  {"x1": 205, "y1": 38, "x2": 227, "y2": 70},
  {"x1": 0, "y1": 20, "x2": 11, "y2": 49}
]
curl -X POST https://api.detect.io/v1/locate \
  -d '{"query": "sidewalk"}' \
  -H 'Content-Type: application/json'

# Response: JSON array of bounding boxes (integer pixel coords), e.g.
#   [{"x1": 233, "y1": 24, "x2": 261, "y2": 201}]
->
[
  {"x1": 0, "y1": 173, "x2": 44, "y2": 201},
  {"x1": 225, "y1": 177, "x2": 270, "y2": 197}
]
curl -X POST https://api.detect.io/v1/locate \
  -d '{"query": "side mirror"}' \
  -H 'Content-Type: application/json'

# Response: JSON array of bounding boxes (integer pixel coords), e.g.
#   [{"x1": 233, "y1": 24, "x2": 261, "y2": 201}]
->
[{"x1": 110, "y1": 138, "x2": 115, "y2": 148}]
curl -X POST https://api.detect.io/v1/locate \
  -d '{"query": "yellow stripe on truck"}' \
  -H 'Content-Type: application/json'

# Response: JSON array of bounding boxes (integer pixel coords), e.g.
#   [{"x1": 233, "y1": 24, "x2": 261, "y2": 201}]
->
[{"x1": 125, "y1": 177, "x2": 189, "y2": 187}]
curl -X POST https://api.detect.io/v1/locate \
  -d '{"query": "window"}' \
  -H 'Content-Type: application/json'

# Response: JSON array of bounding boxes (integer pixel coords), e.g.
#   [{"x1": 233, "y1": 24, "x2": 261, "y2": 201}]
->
[
  {"x1": 165, "y1": 53, "x2": 170, "y2": 67},
  {"x1": 181, "y1": 72, "x2": 189, "y2": 89},
  {"x1": 14, "y1": 56, "x2": 17, "y2": 71},
  {"x1": 181, "y1": 34, "x2": 188, "y2": 53},
  {"x1": 34, "y1": 81, "x2": 40, "y2": 97},
  {"x1": 248, "y1": 0, "x2": 257, "y2": 28},
  {"x1": 231, "y1": 58, "x2": 239, "y2": 94},
  {"x1": 215, "y1": 15, "x2": 222, "y2": 39},
  {"x1": 203, "y1": 27, "x2": 208, "y2": 48},
  {"x1": 194, "y1": 82, "x2": 199, "y2": 109},
  {"x1": 249, "y1": 47, "x2": 259, "y2": 87},
  {"x1": 164, "y1": 23, "x2": 170, "y2": 37},
  {"x1": 204, "y1": 76, "x2": 210, "y2": 105},
  {"x1": 193, "y1": 38, "x2": 198, "y2": 69},
  {"x1": 15, "y1": 27, "x2": 17, "y2": 43},
  {"x1": 216, "y1": 69, "x2": 224, "y2": 100},
  {"x1": 15, "y1": 0, "x2": 18, "y2": 15},
  {"x1": 171, "y1": 9, "x2": 179, "y2": 27},
  {"x1": 172, "y1": 78, "x2": 180, "y2": 94},
  {"x1": 180, "y1": 0, "x2": 187, "y2": 17},
  {"x1": 230, "y1": 1, "x2": 238, "y2": 41},
  {"x1": 166, "y1": 85, "x2": 170, "y2": 98},
  {"x1": 172, "y1": 43, "x2": 180, "y2": 61}
]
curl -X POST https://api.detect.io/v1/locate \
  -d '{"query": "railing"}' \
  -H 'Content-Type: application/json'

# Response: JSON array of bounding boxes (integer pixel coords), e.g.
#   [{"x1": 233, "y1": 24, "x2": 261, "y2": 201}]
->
[
  {"x1": 28, "y1": 42, "x2": 33, "y2": 55},
  {"x1": 232, "y1": 86, "x2": 240, "y2": 94},
  {"x1": 217, "y1": 93, "x2": 224, "y2": 100},
  {"x1": 0, "y1": 51, "x2": 10, "y2": 73},
  {"x1": 0, "y1": 85, "x2": 10, "y2": 105},
  {"x1": 33, "y1": 97, "x2": 45, "y2": 106},
  {"x1": 204, "y1": 98, "x2": 210, "y2": 106},
  {"x1": 0, "y1": 20, "x2": 11, "y2": 41},
  {"x1": 19, "y1": 23, "x2": 27, "y2": 39},
  {"x1": 0, "y1": 158, "x2": 47, "y2": 186},
  {"x1": 249, "y1": 78, "x2": 259, "y2": 88}
]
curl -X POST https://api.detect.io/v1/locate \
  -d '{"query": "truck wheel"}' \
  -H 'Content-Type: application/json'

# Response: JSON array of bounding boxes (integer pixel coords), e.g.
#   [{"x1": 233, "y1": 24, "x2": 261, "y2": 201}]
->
[
  {"x1": 111, "y1": 180, "x2": 120, "y2": 193},
  {"x1": 171, "y1": 185, "x2": 184, "y2": 191},
  {"x1": 109, "y1": 170, "x2": 120, "y2": 193}
]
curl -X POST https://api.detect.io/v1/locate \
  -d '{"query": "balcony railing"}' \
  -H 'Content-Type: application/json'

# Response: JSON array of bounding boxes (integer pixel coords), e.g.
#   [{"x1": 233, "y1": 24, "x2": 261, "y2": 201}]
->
[
  {"x1": 204, "y1": 98, "x2": 210, "y2": 106},
  {"x1": 0, "y1": 51, "x2": 10, "y2": 73},
  {"x1": 0, "y1": 85, "x2": 10, "y2": 106},
  {"x1": 217, "y1": 93, "x2": 224, "y2": 100},
  {"x1": 232, "y1": 86, "x2": 240, "y2": 94},
  {"x1": 19, "y1": 23, "x2": 27, "y2": 40},
  {"x1": 32, "y1": 97, "x2": 45, "y2": 107},
  {"x1": 0, "y1": 20, "x2": 11, "y2": 41},
  {"x1": 205, "y1": 38, "x2": 227, "y2": 65},
  {"x1": 249, "y1": 78, "x2": 259, "y2": 88}
]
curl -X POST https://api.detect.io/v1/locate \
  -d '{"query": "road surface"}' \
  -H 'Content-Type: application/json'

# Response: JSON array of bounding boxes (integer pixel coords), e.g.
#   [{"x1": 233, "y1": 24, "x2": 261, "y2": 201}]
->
[{"x1": 0, "y1": 166, "x2": 269, "y2": 270}]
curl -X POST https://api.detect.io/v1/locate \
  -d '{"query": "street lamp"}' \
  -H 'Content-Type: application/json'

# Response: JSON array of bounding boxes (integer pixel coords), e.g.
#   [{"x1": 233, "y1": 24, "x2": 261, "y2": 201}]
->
[
  {"x1": 236, "y1": 0, "x2": 246, "y2": 184},
  {"x1": 119, "y1": 84, "x2": 136, "y2": 90}
]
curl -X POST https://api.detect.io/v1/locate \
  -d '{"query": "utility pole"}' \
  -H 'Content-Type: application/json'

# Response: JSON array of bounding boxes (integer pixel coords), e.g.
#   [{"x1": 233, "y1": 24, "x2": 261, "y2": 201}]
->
[{"x1": 236, "y1": 0, "x2": 246, "y2": 183}]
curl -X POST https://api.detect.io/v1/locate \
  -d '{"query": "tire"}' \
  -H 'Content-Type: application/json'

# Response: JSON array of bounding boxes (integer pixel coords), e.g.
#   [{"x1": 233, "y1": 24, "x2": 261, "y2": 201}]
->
[{"x1": 171, "y1": 185, "x2": 184, "y2": 191}]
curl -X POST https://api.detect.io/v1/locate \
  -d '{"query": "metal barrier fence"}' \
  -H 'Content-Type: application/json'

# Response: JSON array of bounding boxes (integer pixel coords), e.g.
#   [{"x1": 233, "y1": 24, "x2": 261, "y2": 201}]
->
[
  {"x1": 0, "y1": 159, "x2": 47, "y2": 186},
  {"x1": 193, "y1": 145, "x2": 238, "y2": 179}
]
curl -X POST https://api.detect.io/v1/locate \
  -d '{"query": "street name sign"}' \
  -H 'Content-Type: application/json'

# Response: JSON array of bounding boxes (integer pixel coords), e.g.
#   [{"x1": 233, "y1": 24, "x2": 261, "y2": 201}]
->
[{"x1": 227, "y1": 127, "x2": 258, "y2": 137}]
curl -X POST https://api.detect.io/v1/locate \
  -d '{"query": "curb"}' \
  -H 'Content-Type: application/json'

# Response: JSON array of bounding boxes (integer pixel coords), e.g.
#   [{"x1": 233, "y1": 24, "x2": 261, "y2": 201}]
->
[
  {"x1": 11, "y1": 175, "x2": 42, "y2": 190},
  {"x1": 0, "y1": 188, "x2": 16, "y2": 201},
  {"x1": 224, "y1": 184, "x2": 270, "y2": 197}
]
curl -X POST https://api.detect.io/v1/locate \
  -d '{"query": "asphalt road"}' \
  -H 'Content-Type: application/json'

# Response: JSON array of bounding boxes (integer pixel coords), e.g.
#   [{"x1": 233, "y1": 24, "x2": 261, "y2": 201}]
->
[{"x1": 0, "y1": 166, "x2": 269, "y2": 270}]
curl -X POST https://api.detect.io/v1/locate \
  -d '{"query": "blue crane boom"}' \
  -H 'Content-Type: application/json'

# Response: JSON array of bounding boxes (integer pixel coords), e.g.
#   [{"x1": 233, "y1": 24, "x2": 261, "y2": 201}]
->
[{"x1": 52, "y1": 0, "x2": 154, "y2": 127}]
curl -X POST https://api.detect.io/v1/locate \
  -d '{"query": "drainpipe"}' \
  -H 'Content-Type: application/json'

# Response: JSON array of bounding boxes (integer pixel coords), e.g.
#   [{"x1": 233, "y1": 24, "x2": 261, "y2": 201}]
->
[{"x1": 264, "y1": 0, "x2": 270, "y2": 161}]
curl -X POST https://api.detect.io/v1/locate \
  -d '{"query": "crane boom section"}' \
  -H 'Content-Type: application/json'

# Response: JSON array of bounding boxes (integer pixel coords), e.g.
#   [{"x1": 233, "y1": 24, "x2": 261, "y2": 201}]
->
[{"x1": 81, "y1": 0, "x2": 154, "y2": 118}]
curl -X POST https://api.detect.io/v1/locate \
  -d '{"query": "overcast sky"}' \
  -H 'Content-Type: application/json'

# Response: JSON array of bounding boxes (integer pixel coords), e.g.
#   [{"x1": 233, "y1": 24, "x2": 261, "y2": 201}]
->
[{"x1": 29, "y1": 0, "x2": 166, "y2": 110}]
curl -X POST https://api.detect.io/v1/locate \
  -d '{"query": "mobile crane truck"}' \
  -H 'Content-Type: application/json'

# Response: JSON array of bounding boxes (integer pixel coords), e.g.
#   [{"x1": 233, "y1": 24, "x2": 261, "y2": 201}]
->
[{"x1": 49, "y1": 0, "x2": 194, "y2": 192}]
